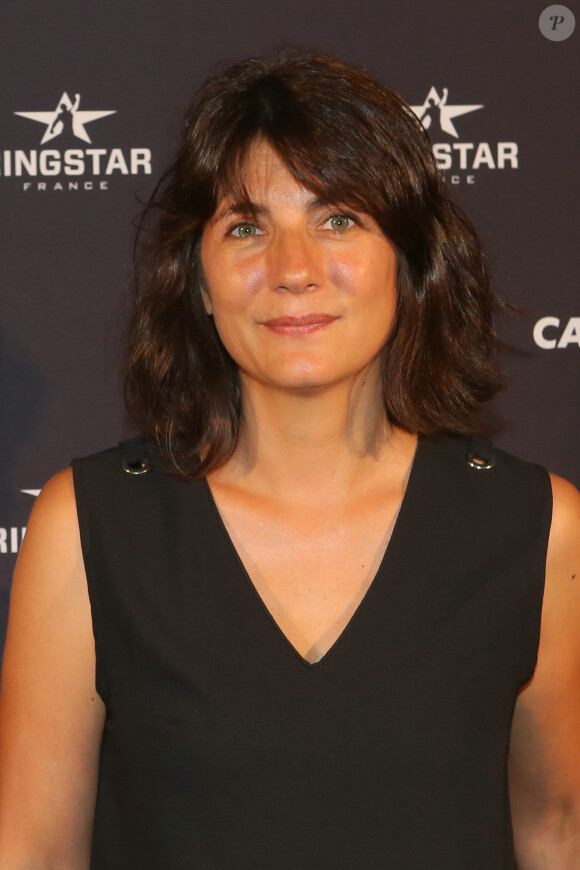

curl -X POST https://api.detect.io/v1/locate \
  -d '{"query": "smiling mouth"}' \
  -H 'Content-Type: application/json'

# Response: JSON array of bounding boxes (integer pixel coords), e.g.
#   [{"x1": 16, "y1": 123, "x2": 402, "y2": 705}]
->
[{"x1": 262, "y1": 314, "x2": 339, "y2": 335}]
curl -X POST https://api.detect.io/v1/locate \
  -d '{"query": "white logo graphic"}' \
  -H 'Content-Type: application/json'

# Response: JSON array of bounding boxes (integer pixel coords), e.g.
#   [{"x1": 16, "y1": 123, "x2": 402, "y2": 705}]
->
[
  {"x1": 409, "y1": 87, "x2": 518, "y2": 181},
  {"x1": 15, "y1": 92, "x2": 116, "y2": 145},
  {"x1": 533, "y1": 317, "x2": 580, "y2": 349},
  {"x1": 20, "y1": 489, "x2": 40, "y2": 497},
  {"x1": 411, "y1": 87, "x2": 483, "y2": 139},
  {"x1": 3, "y1": 94, "x2": 151, "y2": 190}
]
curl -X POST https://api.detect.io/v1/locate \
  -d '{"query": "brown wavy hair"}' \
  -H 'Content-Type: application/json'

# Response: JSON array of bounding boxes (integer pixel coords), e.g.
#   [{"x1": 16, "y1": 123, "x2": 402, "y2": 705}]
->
[{"x1": 126, "y1": 49, "x2": 504, "y2": 477}]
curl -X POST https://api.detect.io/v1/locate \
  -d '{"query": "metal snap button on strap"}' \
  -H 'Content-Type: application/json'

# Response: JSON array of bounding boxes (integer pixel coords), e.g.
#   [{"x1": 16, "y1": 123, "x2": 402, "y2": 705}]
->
[
  {"x1": 466, "y1": 437, "x2": 496, "y2": 470},
  {"x1": 121, "y1": 439, "x2": 151, "y2": 474},
  {"x1": 122, "y1": 457, "x2": 150, "y2": 474}
]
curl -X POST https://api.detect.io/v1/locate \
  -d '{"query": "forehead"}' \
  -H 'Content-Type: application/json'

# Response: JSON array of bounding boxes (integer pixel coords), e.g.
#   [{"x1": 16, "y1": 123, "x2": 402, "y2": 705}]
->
[{"x1": 218, "y1": 139, "x2": 312, "y2": 209}]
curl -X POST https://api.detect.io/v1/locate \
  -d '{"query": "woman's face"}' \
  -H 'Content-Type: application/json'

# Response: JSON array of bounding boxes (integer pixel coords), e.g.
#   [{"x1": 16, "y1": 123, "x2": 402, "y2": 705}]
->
[{"x1": 200, "y1": 140, "x2": 397, "y2": 396}]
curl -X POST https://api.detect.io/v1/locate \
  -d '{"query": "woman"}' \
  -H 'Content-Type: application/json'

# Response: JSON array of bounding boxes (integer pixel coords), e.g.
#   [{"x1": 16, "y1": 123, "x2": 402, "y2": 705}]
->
[{"x1": 0, "y1": 51, "x2": 578, "y2": 869}]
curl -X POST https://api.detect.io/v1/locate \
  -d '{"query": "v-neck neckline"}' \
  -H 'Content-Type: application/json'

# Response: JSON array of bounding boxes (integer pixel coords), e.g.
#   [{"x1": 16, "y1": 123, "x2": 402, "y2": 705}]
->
[{"x1": 202, "y1": 434, "x2": 424, "y2": 670}]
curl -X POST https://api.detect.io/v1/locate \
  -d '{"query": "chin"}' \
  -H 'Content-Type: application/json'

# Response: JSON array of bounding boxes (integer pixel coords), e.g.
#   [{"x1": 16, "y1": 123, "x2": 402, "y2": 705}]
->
[
  {"x1": 241, "y1": 354, "x2": 381, "y2": 394},
  {"x1": 261, "y1": 366, "x2": 355, "y2": 393}
]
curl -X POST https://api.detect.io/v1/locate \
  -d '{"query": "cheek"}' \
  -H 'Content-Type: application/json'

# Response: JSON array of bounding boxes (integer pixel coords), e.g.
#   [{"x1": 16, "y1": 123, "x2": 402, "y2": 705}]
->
[
  {"x1": 327, "y1": 255, "x2": 396, "y2": 309},
  {"x1": 327, "y1": 258, "x2": 357, "y2": 290},
  {"x1": 209, "y1": 310, "x2": 247, "y2": 369},
  {"x1": 205, "y1": 266, "x2": 265, "y2": 358},
  {"x1": 238, "y1": 264, "x2": 265, "y2": 299},
  {"x1": 201, "y1": 232, "x2": 265, "y2": 314},
  {"x1": 207, "y1": 263, "x2": 266, "y2": 315}
]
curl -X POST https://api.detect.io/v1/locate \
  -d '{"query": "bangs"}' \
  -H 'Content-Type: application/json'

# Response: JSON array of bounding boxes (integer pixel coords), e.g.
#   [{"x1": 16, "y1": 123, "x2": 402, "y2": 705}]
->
[
  {"x1": 212, "y1": 133, "x2": 384, "y2": 223},
  {"x1": 204, "y1": 73, "x2": 393, "y2": 223}
]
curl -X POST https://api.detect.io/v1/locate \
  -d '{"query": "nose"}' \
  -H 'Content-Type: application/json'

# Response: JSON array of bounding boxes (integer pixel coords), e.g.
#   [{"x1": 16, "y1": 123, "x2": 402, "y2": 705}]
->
[{"x1": 269, "y1": 228, "x2": 323, "y2": 294}]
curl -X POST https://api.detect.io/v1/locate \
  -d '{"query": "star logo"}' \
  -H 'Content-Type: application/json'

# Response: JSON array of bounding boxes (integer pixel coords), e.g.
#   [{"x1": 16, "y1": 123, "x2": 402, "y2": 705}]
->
[
  {"x1": 411, "y1": 87, "x2": 483, "y2": 139},
  {"x1": 14, "y1": 92, "x2": 116, "y2": 145}
]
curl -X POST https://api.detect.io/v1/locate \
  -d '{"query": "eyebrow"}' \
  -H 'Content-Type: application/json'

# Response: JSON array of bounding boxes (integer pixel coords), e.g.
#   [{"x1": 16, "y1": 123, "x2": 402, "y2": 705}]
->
[
  {"x1": 212, "y1": 201, "x2": 268, "y2": 224},
  {"x1": 211, "y1": 196, "x2": 339, "y2": 225}
]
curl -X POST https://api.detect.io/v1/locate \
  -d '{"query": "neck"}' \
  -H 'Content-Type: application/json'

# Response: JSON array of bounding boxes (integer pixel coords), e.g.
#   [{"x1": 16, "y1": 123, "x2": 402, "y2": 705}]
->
[{"x1": 217, "y1": 365, "x2": 409, "y2": 500}]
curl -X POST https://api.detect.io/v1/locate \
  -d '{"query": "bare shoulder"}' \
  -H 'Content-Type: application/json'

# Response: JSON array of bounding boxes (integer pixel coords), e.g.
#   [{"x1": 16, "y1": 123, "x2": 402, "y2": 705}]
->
[
  {"x1": 507, "y1": 474, "x2": 580, "y2": 707},
  {"x1": 539, "y1": 473, "x2": 580, "y2": 652},
  {"x1": 25, "y1": 465, "x2": 77, "y2": 537},
  {"x1": 30, "y1": 468, "x2": 76, "y2": 523},
  {"x1": 511, "y1": 471, "x2": 580, "y2": 718},
  {"x1": 8, "y1": 466, "x2": 85, "y2": 611},
  {"x1": 526, "y1": 472, "x2": 580, "y2": 678},
  {"x1": 0, "y1": 466, "x2": 104, "y2": 861},
  {"x1": 547, "y1": 472, "x2": 580, "y2": 567},
  {"x1": 2, "y1": 463, "x2": 97, "y2": 698},
  {"x1": 508, "y1": 473, "x2": 580, "y2": 865}
]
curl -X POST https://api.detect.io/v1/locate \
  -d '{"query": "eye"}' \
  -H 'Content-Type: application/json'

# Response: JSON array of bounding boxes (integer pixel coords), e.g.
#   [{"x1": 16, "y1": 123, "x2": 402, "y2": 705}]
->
[
  {"x1": 229, "y1": 222, "x2": 262, "y2": 238},
  {"x1": 325, "y1": 213, "x2": 356, "y2": 232}
]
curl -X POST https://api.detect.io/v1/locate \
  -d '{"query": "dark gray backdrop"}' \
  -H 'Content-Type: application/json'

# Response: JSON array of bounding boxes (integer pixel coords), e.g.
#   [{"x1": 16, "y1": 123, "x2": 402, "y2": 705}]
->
[{"x1": 1, "y1": 0, "x2": 578, "y2": 655}]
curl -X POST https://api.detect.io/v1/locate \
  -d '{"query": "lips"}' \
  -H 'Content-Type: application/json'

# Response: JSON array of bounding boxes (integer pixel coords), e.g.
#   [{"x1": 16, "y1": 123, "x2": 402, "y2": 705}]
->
[{"x1": 262, "y1": 314, "x2": 339, "y2": 335}]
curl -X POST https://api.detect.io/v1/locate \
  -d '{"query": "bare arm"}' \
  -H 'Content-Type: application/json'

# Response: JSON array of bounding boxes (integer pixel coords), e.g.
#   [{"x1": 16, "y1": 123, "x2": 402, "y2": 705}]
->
[
  {"x1": 0, "y1": 469, "x2": 105, "y2": 869},
  {"x1": 509, "y1": 474, "x2": 580, "y2": 869}
]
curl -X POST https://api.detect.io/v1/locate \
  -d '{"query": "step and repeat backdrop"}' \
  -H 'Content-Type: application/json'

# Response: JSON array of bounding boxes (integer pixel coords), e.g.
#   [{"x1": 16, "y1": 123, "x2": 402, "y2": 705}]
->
[{"x1": 1, "y1": 1, "x2": 578, "y2": 654}]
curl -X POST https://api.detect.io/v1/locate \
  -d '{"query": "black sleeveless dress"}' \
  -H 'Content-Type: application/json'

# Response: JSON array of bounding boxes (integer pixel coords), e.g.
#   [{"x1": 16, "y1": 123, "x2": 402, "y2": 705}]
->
[{"x1": 72, "y1": 433, "x2": 552, "y2": 869}]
